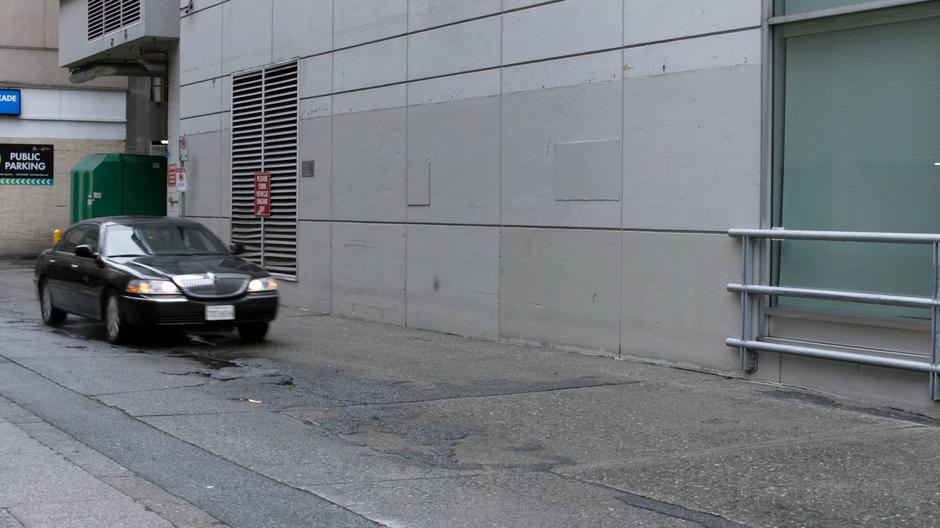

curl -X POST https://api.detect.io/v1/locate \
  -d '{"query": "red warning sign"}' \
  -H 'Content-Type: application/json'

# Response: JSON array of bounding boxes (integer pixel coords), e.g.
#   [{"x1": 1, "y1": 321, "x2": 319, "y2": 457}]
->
[{"x1": 254, "y1": 171, "x2": 271, "y2": 217}]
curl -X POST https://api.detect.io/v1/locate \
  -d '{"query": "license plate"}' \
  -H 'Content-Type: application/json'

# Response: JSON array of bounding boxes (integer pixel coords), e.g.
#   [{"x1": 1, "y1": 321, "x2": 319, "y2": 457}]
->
[{"x1": 205, "y1": 305, "x2": 235, "y2": 321}]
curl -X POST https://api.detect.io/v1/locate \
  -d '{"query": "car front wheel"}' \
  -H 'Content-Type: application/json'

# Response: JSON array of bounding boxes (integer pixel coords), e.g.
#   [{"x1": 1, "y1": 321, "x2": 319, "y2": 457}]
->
[
  {"x1": 105, "y1": 292, "x2": 132, "y2": 344},
  {"x1": 39, "y1": 281, "x2": 66, "y2": 326},
  {"x1": 237, "y1": 322, "x2": 269, "y2": 343}
]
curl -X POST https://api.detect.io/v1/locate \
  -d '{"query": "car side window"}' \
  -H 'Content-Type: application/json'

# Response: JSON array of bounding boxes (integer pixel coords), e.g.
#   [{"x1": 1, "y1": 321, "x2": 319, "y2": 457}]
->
[
  {"x1": 81, "y1": 225, "x2": 100, "y2": 253},
  {"x1": 56, "y1": 227, "x2": 87, "y2": 254}
]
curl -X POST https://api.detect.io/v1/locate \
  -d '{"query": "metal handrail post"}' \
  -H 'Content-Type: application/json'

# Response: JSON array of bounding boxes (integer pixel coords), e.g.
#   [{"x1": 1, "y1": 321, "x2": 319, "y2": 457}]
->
[
  {"x1": 932, "y1": 242, "x2": 940, "y2": 400},
  {"x1": 740, "y1": 235, "x2": 758, "y2": 372}
]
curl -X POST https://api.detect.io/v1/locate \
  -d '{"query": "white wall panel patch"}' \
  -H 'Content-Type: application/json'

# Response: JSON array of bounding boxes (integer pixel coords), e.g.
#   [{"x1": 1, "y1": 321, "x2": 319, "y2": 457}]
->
[{"x1": 553, "y1": 139, "x2": 622, "y2": 201}]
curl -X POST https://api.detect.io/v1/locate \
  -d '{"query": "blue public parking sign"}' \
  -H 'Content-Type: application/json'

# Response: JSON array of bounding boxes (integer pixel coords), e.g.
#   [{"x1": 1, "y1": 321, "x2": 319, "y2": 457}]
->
[{"x1": 0, "y1": 89, "x2": 21, "y2": 116}]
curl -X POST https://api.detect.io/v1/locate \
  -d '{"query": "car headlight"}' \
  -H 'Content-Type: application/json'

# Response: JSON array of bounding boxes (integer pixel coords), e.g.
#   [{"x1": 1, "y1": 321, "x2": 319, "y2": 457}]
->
[
  {"x1": 126, "y1": 279, "x2": 180, "y2": 295},
  {"x1": 247, "y1": 277, "x2": 278, "y2": 292}
]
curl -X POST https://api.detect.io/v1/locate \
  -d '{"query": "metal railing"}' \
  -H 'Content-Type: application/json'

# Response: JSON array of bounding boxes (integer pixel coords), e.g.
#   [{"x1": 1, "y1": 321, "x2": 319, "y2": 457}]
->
[{"x1": 727, "y1": 228, "x2": 940, "y2": 401}]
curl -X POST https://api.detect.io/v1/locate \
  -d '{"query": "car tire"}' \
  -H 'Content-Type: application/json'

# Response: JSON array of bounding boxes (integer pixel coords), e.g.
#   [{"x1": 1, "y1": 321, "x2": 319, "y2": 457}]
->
[
  {"x1": 39, "y1": 280, "x2": 66, "y2": 326},
  {"x1": 105, "y1": 291, "x2": 132, "y2": 344},
  {"x1": 237, "y1": 322, "x2": 269, "y2": 343}
]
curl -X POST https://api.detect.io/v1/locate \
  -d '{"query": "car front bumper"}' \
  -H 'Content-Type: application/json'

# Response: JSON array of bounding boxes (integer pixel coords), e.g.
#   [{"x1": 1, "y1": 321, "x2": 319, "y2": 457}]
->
[{"x1": 120, "y1": 292, "x2": 278, "y2": 327}]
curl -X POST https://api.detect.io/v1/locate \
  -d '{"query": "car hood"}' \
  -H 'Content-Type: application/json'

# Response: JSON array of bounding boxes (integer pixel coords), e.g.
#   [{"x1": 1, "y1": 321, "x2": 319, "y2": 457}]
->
[{"x1": 110, "y1": 255, "x2": 265, "y2": 279}]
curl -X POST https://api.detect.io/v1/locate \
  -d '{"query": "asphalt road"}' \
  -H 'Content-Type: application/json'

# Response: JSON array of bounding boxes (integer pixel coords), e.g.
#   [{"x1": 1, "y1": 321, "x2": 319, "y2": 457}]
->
[{"x1": 1, "y1": 258, "x2": 940, "y2": 528}]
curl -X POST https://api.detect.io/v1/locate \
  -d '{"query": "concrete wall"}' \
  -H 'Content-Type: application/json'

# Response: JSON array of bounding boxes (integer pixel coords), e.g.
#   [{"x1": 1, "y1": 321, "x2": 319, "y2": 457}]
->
[
  {"x1": 171, "y1": 0, "x2": 940, "y2": 415},
  {"x1": 175, "y1": 0, "x2": 762, "y2": 369},
  {"x1": 0, "y1": 0, "x2": 126, "y2": 257}
]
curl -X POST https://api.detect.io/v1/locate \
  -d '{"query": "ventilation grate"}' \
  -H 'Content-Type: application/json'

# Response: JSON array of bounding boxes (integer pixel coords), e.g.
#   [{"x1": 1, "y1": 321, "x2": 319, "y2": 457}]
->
[
  {"x1": 230, "y1": 62, "x2": 299, "y2": 278},
  {"x1": 88, "y1": 0, "x2": 141, "y2": 41}
]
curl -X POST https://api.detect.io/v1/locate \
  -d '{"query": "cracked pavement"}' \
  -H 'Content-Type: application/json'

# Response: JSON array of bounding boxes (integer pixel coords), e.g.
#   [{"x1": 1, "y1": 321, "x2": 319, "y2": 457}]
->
[{"x1": 2, "y1": 258, "x2": 940, "y2": 527}]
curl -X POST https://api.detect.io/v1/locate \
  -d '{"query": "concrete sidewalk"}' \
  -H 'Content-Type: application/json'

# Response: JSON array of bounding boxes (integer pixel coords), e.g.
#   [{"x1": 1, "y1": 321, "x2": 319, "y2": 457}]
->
[{"x1": 0, "y1": 397, "x2": 223, "y2": 528}]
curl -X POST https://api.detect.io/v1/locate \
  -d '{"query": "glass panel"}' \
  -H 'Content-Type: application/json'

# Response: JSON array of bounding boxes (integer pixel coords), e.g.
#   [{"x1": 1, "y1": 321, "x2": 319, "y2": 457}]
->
[
  {"x1": 776, "y1": 15, "x2": 940, "y2": 321},
  {"x1": 776, "y1": 0, "x2": 875, "y2": 16}
]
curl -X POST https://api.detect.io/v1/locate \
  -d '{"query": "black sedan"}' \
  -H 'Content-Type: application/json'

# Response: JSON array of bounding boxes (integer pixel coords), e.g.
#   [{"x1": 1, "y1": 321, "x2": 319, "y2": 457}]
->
[{"x1": 34, "y1": 216, "x2": 279, "y2": 344}]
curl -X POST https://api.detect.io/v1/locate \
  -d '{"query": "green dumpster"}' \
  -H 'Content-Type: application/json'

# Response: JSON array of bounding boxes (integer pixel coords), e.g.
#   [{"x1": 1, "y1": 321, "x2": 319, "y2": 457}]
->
[{"x1": 70, "y1": 154, "x2": 167, "y2": 223}]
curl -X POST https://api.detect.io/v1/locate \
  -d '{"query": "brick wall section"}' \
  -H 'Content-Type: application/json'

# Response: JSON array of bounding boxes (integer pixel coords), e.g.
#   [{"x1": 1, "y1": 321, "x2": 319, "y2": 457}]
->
[{"x1": 0, "y1": 137, "x2": 125, "y2": 257}]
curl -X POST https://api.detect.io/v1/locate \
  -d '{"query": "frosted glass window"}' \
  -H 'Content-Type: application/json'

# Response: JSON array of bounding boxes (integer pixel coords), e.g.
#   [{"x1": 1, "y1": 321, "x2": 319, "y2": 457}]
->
[{"x1": 775, "y1": 14, "x2": 940, "y2": 321}]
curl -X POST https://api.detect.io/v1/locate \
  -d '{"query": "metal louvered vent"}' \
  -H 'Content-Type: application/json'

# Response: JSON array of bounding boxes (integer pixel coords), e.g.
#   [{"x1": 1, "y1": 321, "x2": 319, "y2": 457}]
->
[
  {"x1": 88, "y1": 0, "x2": 141, "y2": 41},
  {"x1": 230, "y1": 62, "x2": 299, "y2": 278}
]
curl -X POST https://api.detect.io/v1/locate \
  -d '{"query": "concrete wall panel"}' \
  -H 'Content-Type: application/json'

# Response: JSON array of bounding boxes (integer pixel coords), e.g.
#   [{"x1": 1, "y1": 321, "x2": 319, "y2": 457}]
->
[
  {"x1": 180, "y1": 4, "x2": 222, "y2": 85},
  {"x1": 332, "y1": 105, "x2": 406, "y2": 222},
  {"x1": 220, "y1": 75, "x2": 232, "y2": 113},
  {"x1": 623, "y1": 0, "x2": 761, "y2": 46},
  {"x1": 21, "y1": 89, "x2": 125, "y2": 124},
  {"x1": 503, "y1": 49, "x2": 622, "y2": 96},
  {"x1": 334, "y1": 0, "x2": 407, "y2": 48},
  {"x1": 222, "y1": 0, "x2": 272, "y2": 76},
  {"x1": 298, "y1": 111, "x2": 332, "y2": 220},
  {"x1": 502, "y1": 0, "x2": 622, "y2": 65},
  {"x1": 332, "y1": 223, "x2": 406, "y2": 325},
  {"x1": 623, "y1": 65, "x2": 761, "y2": 231},
  {"x1": 333, "y1": 37, "x2": 406, "y2": 92},
  {"x1": 333, "y1": 85, "x2": 406, "y2": 115},
  {"x1": 179, "y1": 79, "x2": 223, "y2": 119},
  {"x1": 500, "y1": 228, "x2": 621, "y2": 354},
  {"x1": 501, "y1": 79, "x2": 622, "y2": 228},
  {"x1": 220, "y1": 126, "x2": 231, "y2": 218},
  {"x1": 622, "y1": 29, "x2": 761, "y2": 79},
  {"x1": 621, "y1": 232, "x2": 741, "y2": 371},
  {"x1": 300, "y1": 55, "x2": 333, "y2": 100},
  {"x1": 281, "y1": 221, "x2": 332, "y2": 313},
  {"x1": 502, "y1": 0, "x2": 549, "y2": 9},
  {"x1": 44, "y1": 0, "x2": 57, "y2": 48},
  {"x1": 183, "y1": 0, "x2": 226, "y2": 11},
  {"x1": 408, "y1": 69, "x2": 500, "y2": 105},
  {"x1": 180, "y1": 113, "x2": 223, "y2": 136},
  {"x1": 182, "y1": 131, "x2": 223, "y2": 218},
  {"x1": 406, "y1": 94, "x2": 500, "y2": 224},
  {"x1": 408, "y1": 17, "x2": 500, "y2": 80},
  {"x1": 406, "y1": 225, "x2": 499, "y2": 339},
  {"x1": 408, "y1": 0, "x2": 501, "y2": 30},
  {"x1": 0, "y1": 0, "x2": 46, "y2": 48},
  {"x1": 273, "y1": 0, "x2": 332, "y2": 61}
]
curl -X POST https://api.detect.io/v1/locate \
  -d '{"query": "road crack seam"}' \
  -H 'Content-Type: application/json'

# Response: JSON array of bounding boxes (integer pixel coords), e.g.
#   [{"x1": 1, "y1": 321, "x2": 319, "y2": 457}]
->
[{"x1": 548, "y1": 470, "x2": 751, "y2": 528}]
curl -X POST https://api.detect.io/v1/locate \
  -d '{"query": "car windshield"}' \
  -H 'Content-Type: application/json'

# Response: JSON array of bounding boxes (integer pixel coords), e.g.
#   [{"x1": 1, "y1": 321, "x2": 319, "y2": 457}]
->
[{"x1": 104, "y1": 224, "x2": 229, "y2": 257}]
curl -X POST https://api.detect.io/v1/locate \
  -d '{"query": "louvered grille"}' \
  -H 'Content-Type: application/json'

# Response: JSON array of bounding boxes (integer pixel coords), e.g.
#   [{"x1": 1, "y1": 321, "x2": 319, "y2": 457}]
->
[
  {"x1": 173, "y1": 274, "x2": 250, "y2": 299},
  {"x1": 231, "y1": 62, "x2": 299, "y2": 278},
  {"x1": 87, "y1": 0, "x2": 141, "y2": 40}
]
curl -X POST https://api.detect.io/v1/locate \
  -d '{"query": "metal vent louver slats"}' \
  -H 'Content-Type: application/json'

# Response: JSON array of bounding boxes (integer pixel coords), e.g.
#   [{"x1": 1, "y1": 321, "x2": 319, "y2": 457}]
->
[
  {"x1": 88, "y1": 0, "x2": 105, "y2": 40},
  {"x1": 121, "y1": 0, "x2": 141, "y2": 26},
  {"x1": 230, "y1": 63, "x2": 298, "y2": 278},
  {"x1": 87, "y1": 0, "x2": 141, "y2": 41}
]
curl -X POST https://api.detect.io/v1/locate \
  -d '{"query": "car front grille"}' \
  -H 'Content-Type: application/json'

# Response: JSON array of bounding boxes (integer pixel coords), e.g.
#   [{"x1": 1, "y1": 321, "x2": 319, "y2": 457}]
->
[{"x1": 172, "y1": 273, "x2": 249, "y2": 299}]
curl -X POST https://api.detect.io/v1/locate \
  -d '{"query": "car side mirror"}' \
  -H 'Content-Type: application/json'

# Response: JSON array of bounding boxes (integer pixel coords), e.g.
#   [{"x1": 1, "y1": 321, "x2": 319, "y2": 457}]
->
[
  {"x1": 75, "y1": 245, "x2": 96, "y2": 259},
  {"x1": 230, "y1": 243, "x2": 245, "y2": 255}
]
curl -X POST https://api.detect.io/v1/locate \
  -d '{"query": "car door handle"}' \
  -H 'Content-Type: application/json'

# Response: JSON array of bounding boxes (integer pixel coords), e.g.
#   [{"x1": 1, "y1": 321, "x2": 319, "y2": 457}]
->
[
  {"x1": 70, "y1": 264, "x2": 79, "y2": 269},
  {"x1": 49, "y1": 259, "x2": 56, "y2": 263}
]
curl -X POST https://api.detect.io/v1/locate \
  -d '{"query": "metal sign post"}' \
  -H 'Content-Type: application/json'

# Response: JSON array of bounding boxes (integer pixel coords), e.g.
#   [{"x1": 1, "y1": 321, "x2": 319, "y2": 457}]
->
[
  {"x1": 177, "y1": 166, "x2": 188, "y2": 217},
  {"x1": 177, "y1": 136, "x2": 188, "y2": 218}
]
